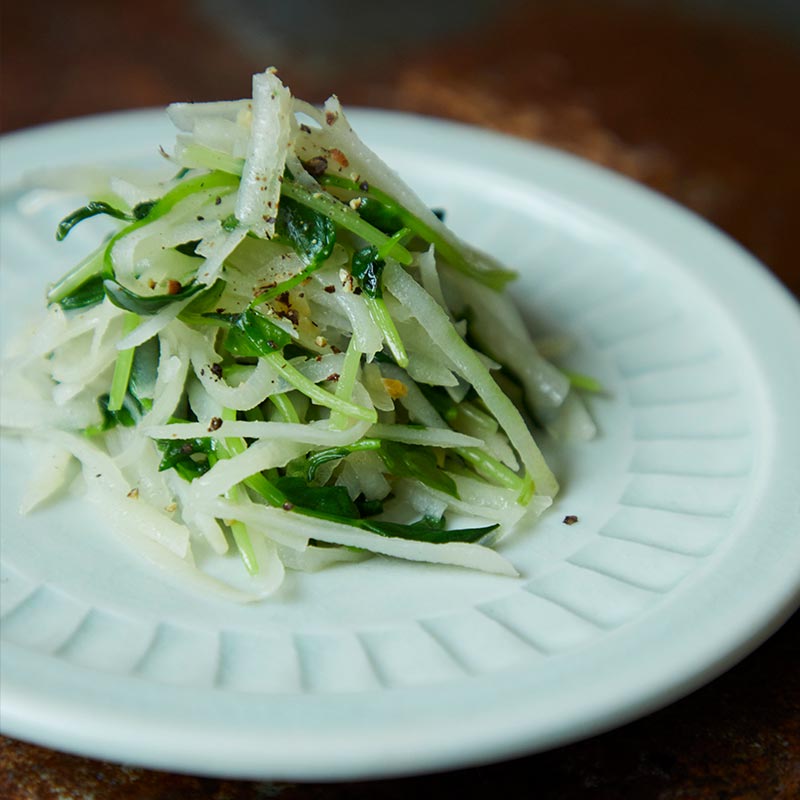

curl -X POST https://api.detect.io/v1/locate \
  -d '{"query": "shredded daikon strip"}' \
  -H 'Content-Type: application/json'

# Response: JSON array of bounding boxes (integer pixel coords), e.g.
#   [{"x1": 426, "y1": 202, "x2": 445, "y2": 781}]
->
[{"x1": 235, "y1": 69, "x2": 291, "y2": 239}]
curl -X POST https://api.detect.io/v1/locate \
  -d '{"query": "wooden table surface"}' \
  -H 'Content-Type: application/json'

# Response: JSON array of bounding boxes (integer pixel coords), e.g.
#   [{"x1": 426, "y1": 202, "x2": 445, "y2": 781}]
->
[{"x1": 1, "y1": 2, "x2": 799, "y2": 797}]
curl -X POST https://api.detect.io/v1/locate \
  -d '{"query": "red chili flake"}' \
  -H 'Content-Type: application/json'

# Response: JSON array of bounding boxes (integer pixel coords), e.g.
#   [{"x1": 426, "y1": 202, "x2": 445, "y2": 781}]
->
[
  {"x1": 325, "y1": 111, "x2": 338, "y2": 126},
  {"x1": 304, "y1": 156, "x2": 328, "y2": 176},
  {"x1": 208, "y1": 417, "x2": 223, "y2": 432},
  {"x1": 166, "y1": 280, "x2": 182, "y2": 295},
  {"x1": 563, "y1": 515, "x2": 579, "y2": 525},
  {"x1": 329, "y1": 148, "x2": 349, "y2": 167},
  {"x1": 276, "y1": 291, "x2": 290, "y2": 305},
  {"x1": 326, "y1": 373, "x2": 341, "y2": 382},
  {"x1": 324, "y1": 285, "x2": 336, "y2": 293},
  {"x1": 282, "y1": 501, "x2": 295, "y2": 511},
  {"x1": 210, "y1": 363, "x2": 223, "y2": 378}
]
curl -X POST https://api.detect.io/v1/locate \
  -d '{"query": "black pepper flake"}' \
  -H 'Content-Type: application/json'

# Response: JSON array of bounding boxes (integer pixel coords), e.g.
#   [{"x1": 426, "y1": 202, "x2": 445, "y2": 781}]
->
[
  {"x1": 208, "y1": 417, "x2": 223, "y2": 432},
  {"x1": 267, "y1": 340, "x2": 277, "y2": 350},
  {"x1": 200, "y1": 368, "x2": 205, "y2": 376},
  {"x1": 326, "y1": 373, "x2": 340, "y2": 382},
  {"x1": 359, "y1": 180, "x2": 369, "y2": 192},
  {"x1": 325, "y1": 111, "x2": 338, "y2": 126},
  {"x1": 315, "y1": 355, "x2": 322, "y2": 362},
  {"x1": 277, "y1": 291, "x2": 290, "y2": 305},
  {"x1": 324, "y1": 285, "x2": 336, "y2": 293},
  {"x1": 215, "y1": 196, "x2": 222, "y2": 205},
  {"x1": 563, "y1": 515, "x2": 579, "y2": 525},
  {"x1": 282, "y1": 501, "x2": 294, "y2": 511},
  {"x1": 353, "y1": 286, "x2": 362, "y2": 295},
  {"x1": 210, "y1": 363, "x2": 223, "y2": 378},
  {"x1": 304, "y1": 156, "x2": 328, "y2": 176},
  {"x1": 196, "y1": 215, "x2": 205, "y2": 221},
  {"x1": 330, "y1": 345, "x2": 341, "y2": 354},
  {"x1": 263, "y1": 215, "x2": 277, "y2": 224},
  {"x1": 300, "y1": 124, "x2": 312, "y2": 134}
]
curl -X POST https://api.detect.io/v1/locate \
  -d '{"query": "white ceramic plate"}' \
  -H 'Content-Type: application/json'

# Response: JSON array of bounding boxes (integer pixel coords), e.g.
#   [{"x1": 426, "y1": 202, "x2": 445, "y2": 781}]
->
[{"x1": 1, "y1": 110, "x2": 799, "y2": 781}]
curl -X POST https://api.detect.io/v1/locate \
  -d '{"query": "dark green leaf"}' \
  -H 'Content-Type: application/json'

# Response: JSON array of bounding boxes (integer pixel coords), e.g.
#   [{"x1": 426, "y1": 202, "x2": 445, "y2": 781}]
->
[
  {"x1": 208, "y1": 308, "x2": 292, "y2": 357},
  {"x1": 84, "y1": 393, "x2": 136, "y2": 436},
  {"x1": 351, "y1": 246, "x2": 385, "y2": 299},
  {"x1": 129, "y1": 338, "x2": 159, "y2": 408},
  {"x1": 276, "y1": 476, "x2": 360, "y2": 519},
  {"x1": 378, "y1": 441, "x2": 459, "y2": 498},
  {"x1": 104, "y1": 279, "x2": 206, "y2": 315},
  {"x1": 58, "y1": 275, "x2": 106, "y2": 311},
  {"x1": 56, "y1": 201, "x2": 134, "y2": 241},
  {"x1": 355, "y1": 496, "x2": 384, "y2": 517},
  {"x1": 304, "y1": 447, "x2": 350, "y2": 481},
  {"x1": 178, "y1": 279, "x2": 227, "y2": 319},
  {"x1": 132, "y1": 200, "x2": 157, "y2": 220},
  {"x1": 356, "y1": 197, "x2": 404, "y2": 234},
  {"x1": 156, "y1": 435, "x2": 217, "y2": 481},
  {"x1": 276, "y1": 195, "x2": 336, "y2": 267},
  {"x1": 174, "y1": 239, "x2": 201, "y2": 257},
  {"x1": 362, "y1": 518, "x2": 497, "y2": 544}
]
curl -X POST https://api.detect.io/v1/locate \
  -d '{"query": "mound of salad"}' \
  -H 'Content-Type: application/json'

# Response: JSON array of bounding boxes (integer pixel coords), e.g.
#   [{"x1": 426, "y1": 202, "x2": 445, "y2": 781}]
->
[{"x1": 1, "y1": 69, "x2": 596, "y2": 600}]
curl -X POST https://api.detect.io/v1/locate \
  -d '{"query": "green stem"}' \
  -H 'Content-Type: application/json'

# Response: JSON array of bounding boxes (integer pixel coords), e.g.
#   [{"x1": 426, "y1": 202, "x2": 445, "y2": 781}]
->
[
  {"x1": 219, "y1": 407, "x2": 286, "y2": 507},
  {"x1": 329, "y1": 337, "x2": 363, "y2": 430},
  {"x1": 320, "y1": 174, "x2": 514, "y2": 289},
  {"x1": 267, "y1": 352, "x2": 376, "y2": 422},
  {"x1": 107, "y1": 313, "x2": 140, "y2": 411},
  {"x1": 269, "y1": 393, "x2": 300, "y2": 423},
  {"x1": 455, "y1": 446, "x2": 524, "y2": 492},
  {"x1": 562, "y1": 369, "x2": 604, "y2": 394},
  {"x1": 104, "y1": 171, "x2": 239, "y2": 275},
  {"x1": 366, "y1": 297, "x2": 408, "y2": 368},
  {"x1": 47, "y1": 245, "x2": 107, "y2": 305}
]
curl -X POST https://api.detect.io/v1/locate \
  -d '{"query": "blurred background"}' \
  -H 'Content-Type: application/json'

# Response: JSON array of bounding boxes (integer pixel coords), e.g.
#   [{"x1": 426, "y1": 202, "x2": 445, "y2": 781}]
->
[{"x1": 1, "y1": 1, "x2": 799, "y2": 797}]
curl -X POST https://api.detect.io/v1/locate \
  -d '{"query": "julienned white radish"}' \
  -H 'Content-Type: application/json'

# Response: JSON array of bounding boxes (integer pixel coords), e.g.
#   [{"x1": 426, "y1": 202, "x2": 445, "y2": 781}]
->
[{"x1": 0, "y1": 68, "x2": 596, "y2": 601}]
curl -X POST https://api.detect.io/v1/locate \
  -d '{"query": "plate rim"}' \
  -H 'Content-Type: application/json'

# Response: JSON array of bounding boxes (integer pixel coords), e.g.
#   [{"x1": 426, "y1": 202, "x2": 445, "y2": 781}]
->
[{"x1": 1, "y1": 107, "x2": 799, "y2": 780}]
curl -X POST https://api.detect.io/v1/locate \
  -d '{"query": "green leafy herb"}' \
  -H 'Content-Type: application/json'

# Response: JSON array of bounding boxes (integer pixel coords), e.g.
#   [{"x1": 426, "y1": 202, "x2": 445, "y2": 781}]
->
[
  {"x1": 56, "y1": 201, "x2": 134, "y2": 241},
  {"x1": 276, "y1": 195, "x2": 336, "y2": 267},
  {"x1": 57, "y1": 275, "x2": 106, "y2": 311},
  {"x1": 378, "y1": 441, "x2": 459, "y2": 498},
  {"x1": 208, "y1": 308, "x2": 292, "y2": 357},
  {"x1": 356, "y1": 197, "x2": 404, "y2": 234},
  {"x1": 84, "y1": 393, "x2": 136, "y2": 436},
  {"x1": 351, "y1": 246, "x2": 385, "y2": 299},
  {"x1": 104, "y1": 279, "x2": 207, "y2": 316},
  {"x1": 156, "y1": 435, "x2": 218, "y2": 481},
  {"x1": 362, "y1": 517, "x2": 497, "y2": 544},
  {"x1": 276, "y1": 476, "x2": 360, "y2": 519},
  {"x1": 174, "y1": 239, "x2": 201, "y2": 257}
]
